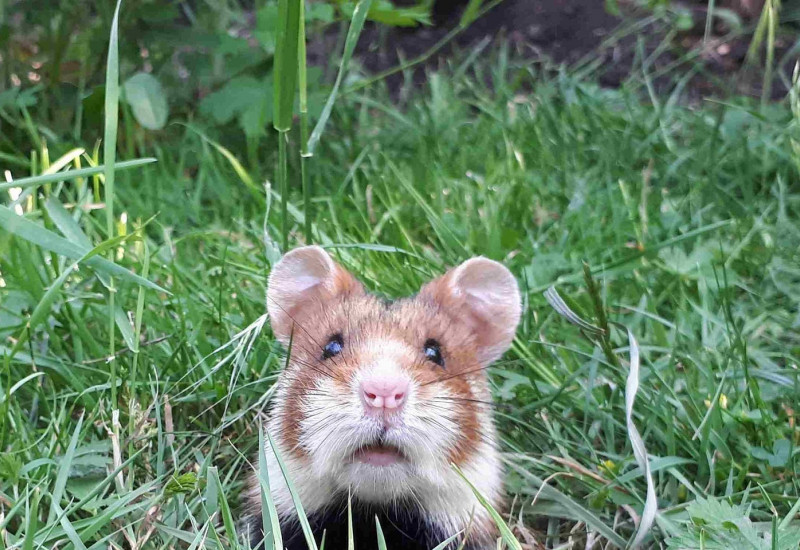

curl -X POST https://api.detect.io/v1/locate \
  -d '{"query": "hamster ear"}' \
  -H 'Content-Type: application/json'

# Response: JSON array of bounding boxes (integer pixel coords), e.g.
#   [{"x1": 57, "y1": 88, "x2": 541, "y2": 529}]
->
[
  {"x1": 267, "y1": 246, "x2": 363, "y2": 343},
  {"x1": 420, "y1": 257, "x2": 521, "y2": 364}
]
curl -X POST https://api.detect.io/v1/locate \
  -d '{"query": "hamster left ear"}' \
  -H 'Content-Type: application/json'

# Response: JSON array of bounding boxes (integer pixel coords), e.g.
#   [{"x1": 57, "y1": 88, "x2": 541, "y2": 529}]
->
[
  {"x1": 267, "y1": 246, "x2": 363, "y2": 344},
  {"x1": 420, "y1": 257, "x2": 521, "y2": 364}
]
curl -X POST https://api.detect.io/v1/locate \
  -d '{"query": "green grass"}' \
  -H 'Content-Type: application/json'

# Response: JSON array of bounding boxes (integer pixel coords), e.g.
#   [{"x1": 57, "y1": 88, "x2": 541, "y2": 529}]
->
[{"x1": 2, "y1": 11, "x2": 800, "y2": 550}]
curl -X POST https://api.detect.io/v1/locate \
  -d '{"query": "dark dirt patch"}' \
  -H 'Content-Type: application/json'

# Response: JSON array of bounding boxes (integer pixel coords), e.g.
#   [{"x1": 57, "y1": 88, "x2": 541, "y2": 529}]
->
[{"x1": 308, "y1": 0, "x2": 799, "y2": 102}]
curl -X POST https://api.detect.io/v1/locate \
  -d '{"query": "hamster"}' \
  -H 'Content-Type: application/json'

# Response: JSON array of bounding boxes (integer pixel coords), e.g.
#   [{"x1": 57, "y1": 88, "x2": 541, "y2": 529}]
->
[{"x1": 247, "y1": 246, "x2": 521, "y2": 549}]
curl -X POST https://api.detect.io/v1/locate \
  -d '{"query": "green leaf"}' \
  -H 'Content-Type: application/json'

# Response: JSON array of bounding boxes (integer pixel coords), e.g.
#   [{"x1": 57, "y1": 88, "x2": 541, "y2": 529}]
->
[
  {"x1": 199, "y1": 76, "x2": 272, "y2": 128},
  {"x1": 123, "y1": 72, "x2": 169, "y2": 130},
  {"x1": 164, "y1": 472, "x2": 199, "y2": 498}
]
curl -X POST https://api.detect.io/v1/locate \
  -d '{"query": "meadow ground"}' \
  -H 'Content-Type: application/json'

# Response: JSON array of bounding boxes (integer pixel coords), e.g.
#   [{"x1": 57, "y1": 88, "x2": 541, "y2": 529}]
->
[{"x1": 2, "y1": 11, "x2": 800, "y2": 550}]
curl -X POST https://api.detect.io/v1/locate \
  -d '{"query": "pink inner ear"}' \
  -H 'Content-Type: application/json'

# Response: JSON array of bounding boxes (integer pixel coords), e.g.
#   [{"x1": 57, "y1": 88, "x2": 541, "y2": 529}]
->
[
  {"x1": 436, "y1": 257, "x2": 522, "y2": 364},
  {"x1": 292, "y1": 274, "x2": 325, "y2": 293},
  {"x1": 267, "y1": 246, "x2": 365, "y2": 343}
]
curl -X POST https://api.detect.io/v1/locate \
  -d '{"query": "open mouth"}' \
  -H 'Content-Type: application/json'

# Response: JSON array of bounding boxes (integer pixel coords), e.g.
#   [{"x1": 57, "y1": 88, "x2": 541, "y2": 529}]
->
[{"x1": 351, "y1": 443, "x2": 406, "y2": 467}]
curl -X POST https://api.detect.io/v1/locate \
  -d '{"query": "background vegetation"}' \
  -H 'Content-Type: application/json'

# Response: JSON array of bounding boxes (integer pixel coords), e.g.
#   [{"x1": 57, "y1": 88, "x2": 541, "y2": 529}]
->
[{"x1": 1, "y1": 0, "x2": 799, "y2": 548}]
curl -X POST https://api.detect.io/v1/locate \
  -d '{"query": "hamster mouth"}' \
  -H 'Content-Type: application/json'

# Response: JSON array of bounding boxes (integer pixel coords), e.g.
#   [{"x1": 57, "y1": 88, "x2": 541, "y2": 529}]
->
[{"x1": 351, "y1": 443, "x2": 407, "y2": 467}]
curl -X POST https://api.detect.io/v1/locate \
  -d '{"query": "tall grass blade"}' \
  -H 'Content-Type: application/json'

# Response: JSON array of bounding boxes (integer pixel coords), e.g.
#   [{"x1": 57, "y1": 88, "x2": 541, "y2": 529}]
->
[
  {"x1": 431, "y1": 531, "x2": 462, "y2": 550},
  {"x1": 49, "y1": 413, "x2": 84, "y2": 521},
  {"x1": 278, "y1": 132, "x2": 289, "y2": 250},
  {"x1": 459, "y1": 0, "x2": 485, "y2": 27},
  {"x1": 620, "y1": 326, "x2": 657, "y2": 547},
  {"x1": 298, "y1": 0, "x2": 312, "y2": 242},
  {"x1": 273, "y1": 0, "x2": 301, "y2": 132},
  {"x1": 208, "y1": 467, "x2": 239, "y2": 545},
  {"x1": 104, "y1": 0, "x2": 123, "y2": 406},
  {"x1": 0, "y1": 159, "x2": 156, "y2": 192},
  {"x1": 257, "y1": 424, "x2": 283, "y2": 550},
  {"x1": 347, "y1": 491, "x2": 354, "y2": 550},
  {"x1": 307, "y1": 0, "x2": 374, "y2": 154},
  {"x1": 104, "y1": 0, "x2": 122, "y2": 241},
  {"x1": 452, "y1": 464, "x2": 521, "y2": 550},
  {"x1": 44, "y1": 197, "x2": 92, "y2": 249},
  {"x1": 267, "y1": 431, "x2": 317, "y2": 550}
]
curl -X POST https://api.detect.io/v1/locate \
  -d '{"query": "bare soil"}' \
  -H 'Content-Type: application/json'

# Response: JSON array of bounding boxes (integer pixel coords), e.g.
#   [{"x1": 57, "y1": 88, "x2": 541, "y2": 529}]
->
[{"x1": 308, "y1": 0, "x2": 799, "y2": 101}]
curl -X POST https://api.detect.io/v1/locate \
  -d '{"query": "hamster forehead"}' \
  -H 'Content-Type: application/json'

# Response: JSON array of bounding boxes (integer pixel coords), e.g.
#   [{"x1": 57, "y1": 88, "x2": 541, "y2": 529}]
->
[{"x1": 283, "y1": 291, "x2": 482, "y2": 384}]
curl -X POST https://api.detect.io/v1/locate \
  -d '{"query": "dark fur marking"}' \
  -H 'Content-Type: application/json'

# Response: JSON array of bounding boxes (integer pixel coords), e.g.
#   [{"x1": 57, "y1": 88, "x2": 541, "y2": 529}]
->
[{"x1": 248, "y1": 495, "x2": 478, "y2": 550}]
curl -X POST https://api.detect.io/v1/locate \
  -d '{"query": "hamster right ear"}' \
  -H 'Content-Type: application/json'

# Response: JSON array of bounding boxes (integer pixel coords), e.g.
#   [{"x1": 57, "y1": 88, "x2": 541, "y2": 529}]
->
[{"x1": 267, "y1": 246, "x2": 363, "y2": 343}]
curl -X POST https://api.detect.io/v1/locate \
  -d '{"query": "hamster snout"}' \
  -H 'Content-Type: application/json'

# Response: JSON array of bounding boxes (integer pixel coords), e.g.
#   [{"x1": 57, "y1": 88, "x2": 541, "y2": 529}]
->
[{"x1": 360, "y1": 372, "x2": 409, "y2": 413}]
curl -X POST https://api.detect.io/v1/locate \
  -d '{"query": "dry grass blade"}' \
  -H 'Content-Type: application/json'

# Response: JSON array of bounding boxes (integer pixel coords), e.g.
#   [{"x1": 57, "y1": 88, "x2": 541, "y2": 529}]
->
[
  {"x1": 543, "y1": 286, "x2": 604, "y2": 335},
  {"x1": 616, "y1": 325, "x2": 657, "y2": 547}
]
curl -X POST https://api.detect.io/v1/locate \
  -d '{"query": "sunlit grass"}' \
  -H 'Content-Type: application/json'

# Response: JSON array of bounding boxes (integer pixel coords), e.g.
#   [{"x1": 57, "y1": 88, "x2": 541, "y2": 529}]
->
[{"x1": 1, "y1": 3, "x2": 800, "y2": 550}]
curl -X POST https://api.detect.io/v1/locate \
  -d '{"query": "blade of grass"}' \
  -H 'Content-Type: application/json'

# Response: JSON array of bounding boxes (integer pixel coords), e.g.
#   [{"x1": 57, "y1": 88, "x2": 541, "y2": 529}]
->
[
  {"x1": 0, "y1": 159, "x2": 157, "y2": 192},
  {"x1": 273, "y1": 0, "x2": 301, "y2": 250},
  {"x1": 104, "y1": 0, "x2": 122, "y2": 242},
  {"x1": 619, "y1": 325, "x2": 658, "y2": 547},
  {"x1": 48, "y1": 413, "x2": 84, "y2": 522},
  {"x1": 258, "y1": 424, "x2": 283, "y2": 550},
  {"x1": 347, "y1": 492, "x2": 354, "y2": 550},
  {"x1": 208, "y1": 467, "x2": 239, "y2": 545},
  {"x1": 307, "y1": 0, "x2": 374, "y2": 154},
  {"x1": 431, "y1": 531, "x2": 463, "y2": 550},
  {"x1": 43, "y1": 197, "x2": 92, "y2": 249},
  {"x1": 273, "y1": 0, "x2": 301, "y2": 133},
  {"x1": 298, "y1": 0, "x2": 312, "y2": 242},
  {"x1": 375, "y1": 517, "x2": 387, "y2": 550},
  {"x1": 452, "y1": 464, "x2": 521, "y2": 550},
  {"x1": 267, "y1": 431, "x2": 317, "y2": 550},
  {"x1": 104, "y1": 0, "x2": 123, "y2": 407}
]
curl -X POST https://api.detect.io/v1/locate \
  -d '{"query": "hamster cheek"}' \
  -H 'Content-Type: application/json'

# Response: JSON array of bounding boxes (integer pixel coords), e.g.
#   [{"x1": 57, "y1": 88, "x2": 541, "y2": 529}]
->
[
  {"x1": 297, "y1": 376, "x2": 379, "y2": 476},
  {"x1": 399, "y1": 384, "x2": 462, "y2": 466}
]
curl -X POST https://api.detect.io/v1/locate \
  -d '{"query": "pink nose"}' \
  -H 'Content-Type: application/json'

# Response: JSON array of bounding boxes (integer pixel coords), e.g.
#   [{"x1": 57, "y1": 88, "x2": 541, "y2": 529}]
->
[{"x1": 360, "y1": 375, "x2": 409, "y2": 412}]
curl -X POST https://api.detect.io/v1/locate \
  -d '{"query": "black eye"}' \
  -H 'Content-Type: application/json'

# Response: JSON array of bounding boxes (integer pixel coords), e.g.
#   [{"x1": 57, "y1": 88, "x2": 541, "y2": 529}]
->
[
  {"x1": 423, "y1": 339, "x2": 444, "y2": 368},
  {"x1": 322, "y1": 334, "x2": 343, "y2": 359}
]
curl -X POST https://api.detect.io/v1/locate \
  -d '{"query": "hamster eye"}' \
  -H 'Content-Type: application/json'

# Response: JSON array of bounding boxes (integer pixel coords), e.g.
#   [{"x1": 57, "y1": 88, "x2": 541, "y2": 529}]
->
[
  {"x1": 322, "y1": 334, "x2": 343, "y2": 359},
  {"x1": 423, "y1": 339, "x2": 444, "y2": 368}
]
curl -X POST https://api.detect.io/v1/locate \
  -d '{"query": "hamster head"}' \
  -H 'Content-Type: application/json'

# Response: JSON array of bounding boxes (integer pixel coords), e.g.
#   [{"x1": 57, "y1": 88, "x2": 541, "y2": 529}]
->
[{"x1": 266, "y1": 246, "x2": 521, "y2": 506}]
